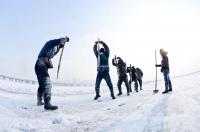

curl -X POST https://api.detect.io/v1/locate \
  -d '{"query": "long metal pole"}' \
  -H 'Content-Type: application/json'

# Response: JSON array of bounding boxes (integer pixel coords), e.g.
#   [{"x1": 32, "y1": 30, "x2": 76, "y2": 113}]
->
[
  {"x1": 155, "y1": 50, "x2": 158, "y2": 91},
  {"x1": 97, "y1": 38, "x2": 100, "y2": 67},
  {"x1": 57, "y1": 46, "x2": 65, "y2": 79}
]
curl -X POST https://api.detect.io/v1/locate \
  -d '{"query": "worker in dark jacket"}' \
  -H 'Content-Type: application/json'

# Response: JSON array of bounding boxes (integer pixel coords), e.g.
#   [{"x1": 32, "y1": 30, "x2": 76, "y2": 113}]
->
[
  {"x1": 35, "y1": 36, "x2": 69, "y2": 110},
  {"x1": 112, "y1": 56, "x2": 130, "y2": 96},
  {"x1": 135, "y1": 67, "x2": 143, "y2": 90},
  {"x1": 156, "y1": 48, "x2": 172, "y2": 94},
  {"x1": 127, "y1": 66, "x2": 139, "y2": 92},
  {"x1": 93, "y1": 40, "x2": 115, "y2": 100}
]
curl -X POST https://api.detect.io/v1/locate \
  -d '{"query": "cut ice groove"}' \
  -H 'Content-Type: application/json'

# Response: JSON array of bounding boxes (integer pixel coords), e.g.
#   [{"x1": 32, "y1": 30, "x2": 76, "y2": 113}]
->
[
  {"x1": 97, "y1": 100, "x2": 102, "y2": 102},
  {"x1": 118, "y1": 103, "x2": 126, "y2": 107}
]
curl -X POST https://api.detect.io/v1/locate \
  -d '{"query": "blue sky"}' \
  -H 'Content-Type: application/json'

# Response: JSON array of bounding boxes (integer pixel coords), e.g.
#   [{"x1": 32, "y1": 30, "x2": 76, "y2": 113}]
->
[{"x1": 0, "y1": 0, "x2": 200, "y2": 82}]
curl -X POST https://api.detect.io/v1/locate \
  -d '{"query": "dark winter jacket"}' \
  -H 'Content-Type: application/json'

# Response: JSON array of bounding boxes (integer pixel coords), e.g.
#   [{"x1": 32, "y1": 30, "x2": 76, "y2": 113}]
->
[
  {"x1": 93, "y1": 41, "x2": 110, "y2": 72},
  {"x1": 161, "y1": 55, "x2": 169, "y2": 71},
  {"x1": 37, "y1": 39, "x2": 64, "y2": 68},
  {"x1": 112, "y1": 57, "x2": 127, "y2": 78},
  {"x1": 157, "y1": 54, "x2": 169, "y2": 72},
  {"x1": 135, "y1": 68, "x2": 143, "y2": 80},
  {"x1": 127, "y1": 66, "x2": 137, "y2": 80}
]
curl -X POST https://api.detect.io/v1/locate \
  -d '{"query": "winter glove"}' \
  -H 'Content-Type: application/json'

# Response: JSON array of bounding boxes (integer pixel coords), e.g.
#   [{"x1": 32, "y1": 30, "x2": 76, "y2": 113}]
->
[
  {"x1": 112, "y1": 58, "x2": 115, "y2": 63},
  {"x1": 95, "y1": 41, "x2": 101, "y2": 45},
  {"x1": 43, "y1": 57, "x2": 53, "y2": 68},
  {"x1": 127, "y1": 67, "x2": 130, "y2": 73},
  {"x1": 59, "y1": 44, "x2": 64, "y2": 48},
  {"x1": 60, "y1": 37, "x2": 69, "y2": 48},
  {"x1": 95, "y1": 40, "x2": 106, "y2": 45},
  {"x1": 60, "y1": 36, "x2": 69, "y2": 45},
  {"x1": 155, "y1": 64, "x2": 161, "y2": 67}
]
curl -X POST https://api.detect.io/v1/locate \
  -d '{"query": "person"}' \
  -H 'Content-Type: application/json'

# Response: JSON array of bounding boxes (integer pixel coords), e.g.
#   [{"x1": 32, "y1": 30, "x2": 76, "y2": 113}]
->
[
  {"x1": 112, "y1": 56, "x2": 130, "y2": 96},
  {"x1": 93, "y1": 40, "x2": 115, "y2": 100},
  {"x1": 35, "y1": 36, "x2": 69, "y2": 110},
  {"x1": 127, "y1": 66, "x2": 139, "y2": 92},
  {"x1": 155, "y1": 48, "x2": 172, "y2": 94},
  {"x1": 135, "y1": 67, "x2": 143, "y2": 90}
]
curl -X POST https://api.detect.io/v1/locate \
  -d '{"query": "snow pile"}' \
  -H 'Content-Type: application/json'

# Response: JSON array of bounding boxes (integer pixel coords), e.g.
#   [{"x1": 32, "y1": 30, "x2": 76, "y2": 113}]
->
[{"x1": 0, "y1": 72, "x2": 200, "y2": 132}]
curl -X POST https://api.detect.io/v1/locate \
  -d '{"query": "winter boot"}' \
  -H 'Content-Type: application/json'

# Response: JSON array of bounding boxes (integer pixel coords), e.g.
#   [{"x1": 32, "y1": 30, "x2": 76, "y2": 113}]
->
[
  {"x1": 168, "y1": 83, "x2": 172, "y2": 92},
  {"x1": 117, "y1": 93, "x2": 122, "y2": 96},
  {"x1": 37, "y1": 91, "x2": 44, "y2": 106},
  {"x1": 127, "y1": 92, "x2": 130, "y2": 96},
  {"x1": 126, "y1": 85, "x2": 130, "y2": 96},
  {"x1": 44, "y1": 94, "x2": 58, "y2": 110},
  {"x1": 162, "y1": 91, "x2": 168, "y2": 94},
  {"x1": 135, "y1": 83, "x2": 139, "y2": 92},
  {"x1": 129, "y1": 83, "x2": 132, "y2": 92},
  {"x1": 117, "y1": 87, "x2": 122, "y2": 96},
  {"x1": 94, "y1": 89, "x2": 101, "y2": 100},
  {"x1": 130, "y1": 88, "x2": 132, "y2": 92},
  {"x1": 162, "y1": 84, "x2": 169, "y2": 94},
  {"x1": 110, "y1": 89, "x2": 116, "y2": 99}
]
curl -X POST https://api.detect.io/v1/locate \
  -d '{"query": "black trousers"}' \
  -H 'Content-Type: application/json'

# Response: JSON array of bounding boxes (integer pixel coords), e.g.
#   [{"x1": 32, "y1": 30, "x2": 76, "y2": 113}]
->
[
  {"x1": 129, "y1": 79, "x2": 138, "y2": 92},
  {"x1": 137, "y1": 78, "x2": 142, "y2": 90},
  {"x1": 95, "y1": 71, "x2": 113, "y2": 91},
  {"x1": 35, "y1": 59, "x2": 52, "y2": 96},
  {"x1": 117, "y1": 76, "x2": 129, "y2": 93}
]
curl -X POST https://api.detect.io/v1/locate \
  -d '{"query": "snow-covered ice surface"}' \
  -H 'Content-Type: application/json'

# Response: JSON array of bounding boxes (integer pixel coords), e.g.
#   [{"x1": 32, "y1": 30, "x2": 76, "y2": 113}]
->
[{"x1": 1, "y1": 72, "x2": 200, "y2": 132}]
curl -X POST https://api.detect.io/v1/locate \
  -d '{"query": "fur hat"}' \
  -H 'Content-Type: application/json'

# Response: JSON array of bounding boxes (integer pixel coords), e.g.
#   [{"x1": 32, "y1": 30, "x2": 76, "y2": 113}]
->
[{"x1": 160, "y1": 48, "x2": 168, "y2": 55}]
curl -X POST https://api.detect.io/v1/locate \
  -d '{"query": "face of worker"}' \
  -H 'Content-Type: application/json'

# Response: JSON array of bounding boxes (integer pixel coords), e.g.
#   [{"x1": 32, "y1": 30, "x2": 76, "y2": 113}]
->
[{"x1": 99, "y1": 51, "x2": 104, "y2": 55}]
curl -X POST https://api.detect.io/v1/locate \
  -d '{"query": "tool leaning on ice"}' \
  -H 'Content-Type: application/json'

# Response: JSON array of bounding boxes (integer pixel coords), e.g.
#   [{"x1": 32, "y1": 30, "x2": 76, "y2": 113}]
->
[
  {"x1": 93, "y1": 40, "x2": 115, "y2": 100},
  {"x1": 34, "y1": 36, "x2": 69, "y2": 110}
]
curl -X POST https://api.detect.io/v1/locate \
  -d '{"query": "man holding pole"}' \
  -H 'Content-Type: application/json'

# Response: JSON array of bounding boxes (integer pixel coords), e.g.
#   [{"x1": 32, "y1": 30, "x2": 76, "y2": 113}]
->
[
  {"x1": 155, "y1": 48, "x2": 172, "y2": 94},
  {"x1": 127, "y1": 65, "x2": 138, "y2": 92},
  {"x1": 35, "y1": 36, "x2": 69, "y2": 110},
  {"x1": 93, "y1": 39, "x2": 115, "y2": 100},
  {"x1": 112, "y1": 56, "x2": 130, "y2": 96}
]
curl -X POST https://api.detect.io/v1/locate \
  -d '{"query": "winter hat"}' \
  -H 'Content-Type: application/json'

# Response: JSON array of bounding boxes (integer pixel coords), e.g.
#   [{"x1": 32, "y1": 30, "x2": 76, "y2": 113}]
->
[
  {"x1": 99, "y1": 48, "x2": 105, "y2": 53},
  {"x1": 160, "y1": 48, "x2": 168, "y2": 55},
  {"x1": 118, "y1": 58, "x2": 124, "y2": 65}
]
